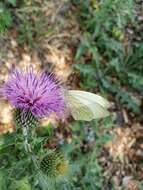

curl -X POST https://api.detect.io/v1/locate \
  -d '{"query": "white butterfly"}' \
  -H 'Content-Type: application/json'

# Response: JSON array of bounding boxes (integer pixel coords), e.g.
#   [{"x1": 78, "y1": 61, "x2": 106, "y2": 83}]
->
[{"x1": 65, "y1": 90, "x2": 110, "y2": 121}]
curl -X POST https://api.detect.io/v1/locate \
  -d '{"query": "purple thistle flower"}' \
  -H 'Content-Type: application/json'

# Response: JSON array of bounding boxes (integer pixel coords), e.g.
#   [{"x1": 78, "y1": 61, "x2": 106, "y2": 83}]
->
[{"x1": 1, "y1": 68, "x2": 66, "y2": 118}]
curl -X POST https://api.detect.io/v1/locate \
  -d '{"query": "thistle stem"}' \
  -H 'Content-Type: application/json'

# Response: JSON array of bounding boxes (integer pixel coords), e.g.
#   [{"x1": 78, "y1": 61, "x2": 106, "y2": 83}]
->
[
  {"x1": 21, "y1": 113, "x2": 50, "y2": 189},
  {"x1": 22, "y1": 125, "x2": 31, "y2": 153},
  {"x1": 22, "y1": 125, "x2": 39, "y2": 170}
]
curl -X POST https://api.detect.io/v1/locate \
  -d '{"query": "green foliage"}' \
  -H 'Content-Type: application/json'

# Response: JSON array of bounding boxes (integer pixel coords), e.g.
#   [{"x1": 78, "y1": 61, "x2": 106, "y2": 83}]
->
[
  {"x1": 0, "y1": 171, "x2": 7, "y2": 190},
  {"x1": 36, "y1": 123, "x2": 54, "y2": 138},
  {"x1": 0, "y1": 3, "x2": 12, "y2": 33},
  {"x1": 7, "y1": 0, "x2": 17, "y2": 7},
  {"x1": 0, "y1": 109, "x2": 70, "y2": 190},
  {"x1": 0, "y1": 109, "x2": 113, "y2": 190},
  {"x1": 18, "y1": 20, "x2": 35, "y2": 48},
  {"x1": 16, "y1": 8, "x2": 53, "y2": 48},
  {"x1": 12, "y1": 0, "x2": 56, "y2": 48},
  {"x1": 139, "y1": 181, "x2": 143, "y2": 190},
  {"x1": 0, "y1": 1, "x2": 49, "y2": 47},
  {"x1": 10, "y1": 178, "x2": 32, "y2": 190},
  {"x1": 59, "y1": 119, "x2": 113, "y2": 190},
  {"x1": 74, "y1": 0, "x2": 143, "y2": 114}
]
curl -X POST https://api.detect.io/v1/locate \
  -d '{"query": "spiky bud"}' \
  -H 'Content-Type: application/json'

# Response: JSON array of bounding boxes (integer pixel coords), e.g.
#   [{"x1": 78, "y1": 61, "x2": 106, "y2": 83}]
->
[
  {"x1": 13, "y1": 108, "x2": 39, "y2": 129},
  {"x1": 40, "y1": 150, "x2": 69, "y2": 178}
]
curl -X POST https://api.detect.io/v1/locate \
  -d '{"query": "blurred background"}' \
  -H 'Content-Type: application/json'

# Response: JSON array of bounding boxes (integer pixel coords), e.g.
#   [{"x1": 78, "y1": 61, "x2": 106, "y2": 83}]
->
[{"x1": 0, "y1": 0, "x2": 143, "y2": 189}]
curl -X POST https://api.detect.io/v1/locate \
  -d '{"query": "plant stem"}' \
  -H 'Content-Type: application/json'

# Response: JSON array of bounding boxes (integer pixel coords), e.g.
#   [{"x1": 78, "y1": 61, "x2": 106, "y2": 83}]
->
[{"x1": 21, "y1": 113, "x2": 50, "y2": 189}]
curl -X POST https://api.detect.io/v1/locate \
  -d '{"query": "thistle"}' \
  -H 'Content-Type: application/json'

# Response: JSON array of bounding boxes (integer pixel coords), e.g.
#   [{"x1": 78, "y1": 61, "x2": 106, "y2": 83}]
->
[
  {"x1": 40, "y1": 150, "x2": 69, "y2": 178},
  {"x1": 0, "y1": 68, "x2": 69, "y2": 188},
  {"x1": 1, "y1": 68, "x2": 65, "y2": 119}
]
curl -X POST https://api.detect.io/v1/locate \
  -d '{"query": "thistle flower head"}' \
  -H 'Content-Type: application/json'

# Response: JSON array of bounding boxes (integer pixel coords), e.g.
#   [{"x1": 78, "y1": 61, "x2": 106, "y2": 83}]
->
[{"x1": 1, "y1": 68, "x2": 65, "y2": 118}]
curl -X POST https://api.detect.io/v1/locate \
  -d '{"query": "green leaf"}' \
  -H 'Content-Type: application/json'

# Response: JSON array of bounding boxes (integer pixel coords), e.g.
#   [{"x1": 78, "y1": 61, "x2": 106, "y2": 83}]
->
[
  {"x1": 0, "y1": 171, "x2": 7, "y2": 190},
  {"x1": 10, "y1": 178, "x2": 32, "y2": 190},
  {"x1": 7, "y1": 0, "x2": 17, "y2": 6}
]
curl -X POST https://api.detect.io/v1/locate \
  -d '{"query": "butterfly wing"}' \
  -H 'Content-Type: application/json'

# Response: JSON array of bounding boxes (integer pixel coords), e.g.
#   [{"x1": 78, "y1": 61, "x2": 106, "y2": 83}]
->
[
  {"x1": 69, "y1": 90, "x2": 110, "y2": 108},
  {"x1": 66, "y1": 94, "x2": 94, "y2": 121},
  {"x1": 65, "y1": 90, "x2": 110, "y2": 121}
]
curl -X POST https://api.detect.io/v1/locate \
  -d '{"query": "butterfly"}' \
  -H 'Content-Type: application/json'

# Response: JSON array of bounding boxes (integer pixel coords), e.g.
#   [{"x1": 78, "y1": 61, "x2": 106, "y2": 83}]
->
[{"x1": 65, "y1": 90, "x2": 110, "y2": 121}]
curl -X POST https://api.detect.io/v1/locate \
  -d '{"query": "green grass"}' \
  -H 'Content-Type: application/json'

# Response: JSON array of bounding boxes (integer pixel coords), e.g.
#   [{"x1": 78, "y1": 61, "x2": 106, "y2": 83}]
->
[{"x1": 0, "y1": 3, "x2": 12, "y2": 34}]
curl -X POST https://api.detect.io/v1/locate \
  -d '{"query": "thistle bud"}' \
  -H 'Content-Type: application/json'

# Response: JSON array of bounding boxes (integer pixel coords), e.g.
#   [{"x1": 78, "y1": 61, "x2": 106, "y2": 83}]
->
[{"x1": 40, "y1": 150, "x2": 69, "y2": 178}]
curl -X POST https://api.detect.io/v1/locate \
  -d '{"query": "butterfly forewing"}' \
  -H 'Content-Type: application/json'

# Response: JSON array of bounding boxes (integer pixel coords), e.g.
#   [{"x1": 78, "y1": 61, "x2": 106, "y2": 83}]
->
[
  {"x1": 66, "y1": 95, "x2": 94, "y2": 121},
  {"x1": 69, "y1": 90, "x2": 110, "y2": 108}
]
